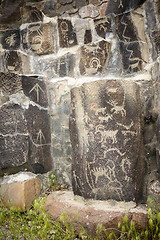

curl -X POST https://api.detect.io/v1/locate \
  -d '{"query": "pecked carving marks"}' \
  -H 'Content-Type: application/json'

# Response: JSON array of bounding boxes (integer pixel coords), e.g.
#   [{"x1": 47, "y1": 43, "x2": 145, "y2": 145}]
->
[
  {"x1": 115, "y1": 13, "x2": 143, "y2": 73},
  {"x1": 70, "y1": 80, "x2": 144, "y2": 202},
  {"x1": 0, "y1": 72, "x2": 22, "y2": 95},
  {"x1": 58, "y1": 18, "x2": 77, "y2": 48},
  {"x1": 22, "y1": 22, "x2": 55, "y2": 55},
  {"x1": 105, "y1": 0, "x2": 147, "y2": 16},
  {"x1": 22, "y1": 75, "x2": 48, "y2": 107},
  {"x1": 79, "y1": 40, "x2": 110, "y2": 75}
]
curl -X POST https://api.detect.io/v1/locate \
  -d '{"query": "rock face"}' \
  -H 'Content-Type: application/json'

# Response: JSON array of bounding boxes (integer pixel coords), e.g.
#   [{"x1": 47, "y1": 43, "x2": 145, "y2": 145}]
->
[
  {"x1": 0, "y1": 0, "x2": 159, "y2": 204},
  {"x1": 44, "y1": 191, "x2": 148, "y2": 238},
  {"x1": 70, "y1": 80, "x2": 144, "y2": 202},
  {"x1": 0, "y1": 172, "x2": 41, "y2": 210}
]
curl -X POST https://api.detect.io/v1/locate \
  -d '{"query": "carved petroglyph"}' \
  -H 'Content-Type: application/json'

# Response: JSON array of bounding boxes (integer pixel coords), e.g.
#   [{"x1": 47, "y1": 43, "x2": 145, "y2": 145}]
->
[
  {"x1": 109, "y1": 99, "x2": 126, "y2": 116},
  {"x1": 29, "y1": 83, "x2": 45, "y2": 103},
  {"x1": 79, "y1": 40, "x2": 110, "y2": 75},
  {"x1": 58, "y1": 18, "x2": 77, "y2": 48},
  {"x1": 70, "y1": 80, "x2": 142, "y2": 201},
  {"x1": 23, "y1": 23, "x2": 54, "y2": 55},
  {"x1": 36, "y1": 129, "x2": 46, "y2": 145},
  {"x1": 96, "y1": 125, "x2": 118, "y2": 144},
  {"x1": 120, "y1": 157, "x2": 131, "y2": 182},
  {"x1": 5, "y1": 34, "x2": 17, "y2": 47}
]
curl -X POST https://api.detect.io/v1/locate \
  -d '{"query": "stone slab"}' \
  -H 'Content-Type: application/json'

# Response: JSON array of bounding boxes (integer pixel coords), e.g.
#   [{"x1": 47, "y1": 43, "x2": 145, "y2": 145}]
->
[
  {"x1": 22, "y1": 22, "x2": 55, "y2": 55},
  {"x1": 79, "y1": 40, "x2": 110, "y2": 75},
  {"x1": 0, "y1": 135, "x2": 29, "y2": 169},
  {"x1": 0, "y1": 172, "x2": 41, "y2": 210},
  {"x1": 0, "y1": 103, "x2": 27, "y2": 135},
  {"x1": 22, "y1": 75, "x2": 48, "y2": 107},
  {"x1": 4, "y1": 50, "x2": 22, "y2": 73},
  {"x1": 69, "y1": 80, "x2": 144, "y2": 202},
  {"x1": 0, "y1": 72, "x2": 22, "y2": 95},
  {"x1": 105, "y1": 0, "x2": 146, "y2": 16},
  {"x1": 58, "y1": 18, "x2": 77, "y2": 48},
  {"x1": 1, "y1": 29, "x2": 20, "y2": 50},
  {"x1": 25, "y1": 104, "x2": 51, "y2": 145},
  {"x1": 44, "y1": 190, "x2": 148, "y2": 238}
]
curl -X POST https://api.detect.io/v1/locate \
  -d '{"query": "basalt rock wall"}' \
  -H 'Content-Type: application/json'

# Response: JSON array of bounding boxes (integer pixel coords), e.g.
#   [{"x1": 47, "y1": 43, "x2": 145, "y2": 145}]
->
[{"x1": 0, "y1": 0, "x2": 159, "y2": 202}]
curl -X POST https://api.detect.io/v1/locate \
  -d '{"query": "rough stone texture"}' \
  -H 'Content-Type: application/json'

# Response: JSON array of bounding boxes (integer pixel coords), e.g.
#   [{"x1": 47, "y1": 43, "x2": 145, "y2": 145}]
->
[
  {"x1": 22, "y1": 22, "x2": 55, "y2": 55},
  {"x1": 70, "y1": 80, "x2": 144, "y2": 202},
  {"x1": 0, "y1": 135, "x2": 29, "y2": 169},
  {"x1": 25, "y1": 105, "x2": 51, "y2": 145},
  {"x1": 58, "y1": 18, "x2": 77, "y2": 48},
  {"x1": 94, "y1": 18, "x2": 112, "y2": 39},
  {"x1": 44, "y1": 191, "x2": 148, "y2": 238},
  {"x1": 0, "y1": 72, "x2": 22, "y2": 95},
  {"x1": 48, "y1": 81, "x2": 72, "y2": 185},
  {"x1": 0, "y1": 0, "x2": 24, "y2": 24},
  {"x1": 0, "y1": 103, "x2": 27, "y2": 135},
  {"x1": 79, "y1": 40, "x2": 110, "y2": 75},
  {"x1": 3, "y1": 51, "x2": 22, "y2": 73},
  {"x1": 79, "y1": 4, "x2": 99, "y2": 19},
  {"x1": 1, "y1": 29, "x2": 20, "y2": 50},
  {"x1": 22, "y1": 75, "x2": 48, "y2": 108},
  {"x1": 105, "y1": 0, "x2": 147, "y2": 16},
  {"x1": 0, "y1": 0, "x2": 159, "y2": 208},
  {"x1": 0, "y1": 172, "x2": 41, "y2": 210},
  {"x1": 21, "y1": 6, "x2": 43, "y2": 23}
]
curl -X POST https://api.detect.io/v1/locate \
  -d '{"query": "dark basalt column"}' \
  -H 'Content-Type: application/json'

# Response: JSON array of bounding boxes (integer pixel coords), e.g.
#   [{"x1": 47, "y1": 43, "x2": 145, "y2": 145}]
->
[{"x1": 69, "y1": 80, "x2": 144, "y2": 202}]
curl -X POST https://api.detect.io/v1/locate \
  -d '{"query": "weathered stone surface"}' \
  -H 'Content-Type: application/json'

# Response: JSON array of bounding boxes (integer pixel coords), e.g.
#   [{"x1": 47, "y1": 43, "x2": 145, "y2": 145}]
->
[
  {"x1": 84, "y1": 29, "x2": 92, "y2": 44},
  {"x1": 25, "y1": 105, "x2": 51, "y2": 145},
  {"x1": 0, "y1": 104, "x2": 27, "y2": 135},
  {"x1": 75, "y1": 0, "x2": 88, "y2": 8},
  {"x1": 105, "y1": 0, "x2": 146, "y2": 16},
  {"x1": 1, "y1": 29, "x2": 20, "y2": 50},
  {"x1": 21, "y1": 6, "x2": 43, "y2": 23},
  {"x1": 22, "y1": 22, "x2": 55, "y2": 55},
  {"x1": 49, "y1": 81, "x2": 72, "y2": 184},
  {"x1": 22, "y1": 76, "x2": 48, "y2": 107},
  {"x1": 151, "y1": 30, "x2": 160, "y2": 55},
  {"x1": 94, "y1": 18, "x2": 112, "y2": 39},
  {"x1": 0, "y1": 0, "x2": 24, "y2": 24},
  {"x1": 99, "y1": 2, "x2": 108, "y2": 18},
  {"x1": 29, "y1": 141, "x2": 52, "y2": 173},
  {"x1": 79, "y1": 4, "x2": 99, "y2": 18},
  {"x1": 4, "y1": 51, "x2": 22, "y2": 73},
  {"x1": 89, "y1": 0, "x2": 102, "y2": 6},
  {"x1": 58, "y1": 53, "x2": 75, "y2": 77},
  {"x1": 44, "y1": 191, "x2": 148, "y2": 238},
  {"x1": 0, "y1": 172, "x2": 41, "y2": 210},
  {"x1": 69, "y1": 80, "x2": 144, "y2": 202},
  {"x1": 42, "y1": 0, "x2": 55, "y2": 17},
  {"x1": 119, "y1": 42, "x2": 142, "y2": 73},
  {"x1": 0, "y1": 135, "x2": 29, "y2": 169},
  {"x1": 0, "y1": 72, "x2": 22, "y2": 95},
  {"x1": 115, "y1": 13, "x2": 138, "y2": 42},
  {"x1": 79, "y1": 40, "x2": 110, "y2": 75},
  {"x1": 58, "y1": 18, "x2": 77, "y2": 48}
]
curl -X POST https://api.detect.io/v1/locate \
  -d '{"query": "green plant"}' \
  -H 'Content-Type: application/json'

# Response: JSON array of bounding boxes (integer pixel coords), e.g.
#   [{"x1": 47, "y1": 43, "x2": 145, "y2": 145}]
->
[{"x1": 1, "y1": 195, "x2": 160, "y2": 240}]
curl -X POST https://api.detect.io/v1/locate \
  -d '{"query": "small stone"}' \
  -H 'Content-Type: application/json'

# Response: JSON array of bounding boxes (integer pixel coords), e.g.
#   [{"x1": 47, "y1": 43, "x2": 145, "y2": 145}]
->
[
  {"x1": 0, "y1": 172, "x2": 41, "y2": 210},
  {"x1": 99, "y1": 2, "x2": 108, "y2": 18},
  {"x1": 79, "y1": 4, "x2": 99, "y2": 18}
]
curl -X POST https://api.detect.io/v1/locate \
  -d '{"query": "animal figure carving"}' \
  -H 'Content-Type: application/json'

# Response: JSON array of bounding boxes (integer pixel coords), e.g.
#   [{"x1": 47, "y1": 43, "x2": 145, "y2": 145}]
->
[{"x1": 109, "y1": 99, "x2": 126, "y2": 116}]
